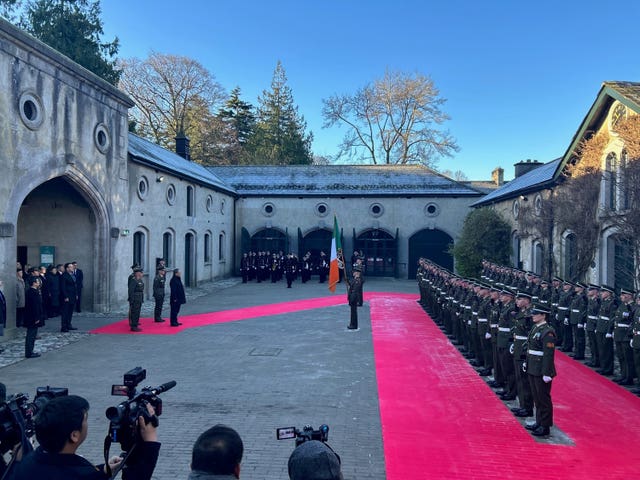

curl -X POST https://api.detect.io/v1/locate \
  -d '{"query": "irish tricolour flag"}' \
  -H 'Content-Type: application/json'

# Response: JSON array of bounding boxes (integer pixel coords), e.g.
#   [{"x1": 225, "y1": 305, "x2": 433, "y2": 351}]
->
[{"x1": 328, "y1": 216, "x2": 341, "y2": 293}]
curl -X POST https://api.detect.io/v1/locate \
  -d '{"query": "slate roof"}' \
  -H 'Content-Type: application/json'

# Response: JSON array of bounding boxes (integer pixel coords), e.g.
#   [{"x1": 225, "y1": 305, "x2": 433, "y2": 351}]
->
[
  {"x1": 128, "y1": 134, "x2": 236, "y2": 195},
  {"x1": 471, "y1": 158, "x2": 561, "y2": 207},
  {"x1": 206, "y1": 165, "x2": 484, "y2": 197},
  {"x1": 605, "y1": 81, "x2": 640, "y2": 109}
]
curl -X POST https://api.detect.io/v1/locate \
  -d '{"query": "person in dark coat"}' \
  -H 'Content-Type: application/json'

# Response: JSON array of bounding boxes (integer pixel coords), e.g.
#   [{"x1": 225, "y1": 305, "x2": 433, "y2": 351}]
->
[
  {"x1": 45, "y1": 265, "x2": 61, "y2": 318},
  {"x1": 344, "y1": 267, "x2": 363, "y2": 330},
  {"x1": 128, "y1": 268, "x2": 145, "y2": 332},
  {"x1": 0, "y1": 280, "x2": 6, "y2": 334},
  {"x1": 152, "y1": 267, "x2": 166, "y2": 323},
  {"x1": 60, "y1": 263, "x2": 77, "y2": 332},
  {"x1": 169, "y1": 269, "x2": 186, "y2": 327},
  {"x1": 72, "y1": 261, "x2": 83, "y2": 313},
  {"x1": 16, "y1": 269, "x2": 26, "y2": 328},
  {"x1": 24, "y1": 277, "x2": 44, "y2": 358}
]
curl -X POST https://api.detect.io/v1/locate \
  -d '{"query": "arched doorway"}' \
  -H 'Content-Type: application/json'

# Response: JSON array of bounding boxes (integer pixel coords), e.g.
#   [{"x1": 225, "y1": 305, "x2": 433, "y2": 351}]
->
[
  {"x1": 17, "y1": 177, "x2": 97, "y2": 311},
  {"x1": 356, "y1": 229, "x2": 396, "y2": 277},
  {"x1": 408, "y1": 229, "x2": 453, "y2": 278},
  {"x1": 250, "y1": 228, "x2": 287, "y2": 253},
  {"x1": 184, "y1": 232, "x2": 196, "y2": 287},
  {"x1": 302, "y1": 229, "x2": 332, "y2": 257},
  {"x1": 605, "y1": 234, "x2": 633, "y2": 290}
]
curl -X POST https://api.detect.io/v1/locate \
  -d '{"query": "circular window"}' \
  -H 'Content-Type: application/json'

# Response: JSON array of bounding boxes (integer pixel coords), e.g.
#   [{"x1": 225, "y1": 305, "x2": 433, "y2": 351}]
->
[
  {"x1": 206, "y1": 195, "x2": 213, "y2": 212},
  {"x1": 94, "y1": 123, "x2": 111, "y2": 154},
  {"x1": 137, "y1": 176, "x2": 149, "y2": 200},
  {"x1": 369, "y1": 203, "x2": 384, "y2": 218},
  {"x1": 424, "y1": 203, "x2": 439, "y2": 217},
  {"x1": 166, "y1": 184, "x2": 176, "y2": 205},
  {"x1": 220, "y1": 199, "x2": 226, "y2": 215},
  {"x1": 512, "y1": 200, "x2": 520, "y2": 219},
  {"x1": 262, "y1": 202, "x2": 275, "y2": 217},
  {"x1": 534, "y1": 194, "x2": 543, "y2": 216},
  {"x1": 315, "y1": 202, "x2": 329, "y2": 217},
  {"x1": 19, "y1": 92, "x2": 44, "y2": 130}
]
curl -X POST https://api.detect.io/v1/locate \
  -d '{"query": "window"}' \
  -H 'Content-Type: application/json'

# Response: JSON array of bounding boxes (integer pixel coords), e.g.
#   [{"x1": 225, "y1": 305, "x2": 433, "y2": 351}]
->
[
  {"x1": 206, "y1": 195, "x2": 213, "y2": 212},
  {"x1": 162, "y1": 232, "x2": 174, "y2": 268},
  {"x1": 511, "y1": 231, "x2": 521, "y2": 268},
  {"x1": 533, "y1": 241, "x2": 543, "y2": 275},
  {"x1": 605, "y1": 153, "x2": 618, "y2": 211},
  {"x1": 219, "y1": 233, "x2": 226, "y2": 261},
  {"x1": 315, "y1": 203, "x2": 329, "y2": 217},
  {"x1": 369, "y1": 203, "x2": 384, "y2": 218},
  {"x1": 137, "y1": 176, "x2": 149, "y2": 200},
  {"x1": 620, "y1": 150, "x2": 630, "y2": 210},
  {"x1": 424, "y1": 203, "x2": 439, "y2": 217},
  {"x1": 94, "y1": 124, "x2": 110, "y2": 154},
  {"x1": 204, "y1": 233, "x2": 212, "y2": 263},
  {"x1": 19, "y1": 92, "x2": 44, "y2": 130},
  {"x1": 133, "y1": 231, "x2": 146, "y2": 270},
  {"x1": 187, "y1": 186, "x2": 195, "y2": 217},
  {"x1": 262, "y1": 203, "x2": 275, "y2": 217},
  {"x1": 166, "y1": 184, "x2": 176, "y2": 205},
  {"x1": 564, "y1": 233, "x2": 577, "y2": 282}
]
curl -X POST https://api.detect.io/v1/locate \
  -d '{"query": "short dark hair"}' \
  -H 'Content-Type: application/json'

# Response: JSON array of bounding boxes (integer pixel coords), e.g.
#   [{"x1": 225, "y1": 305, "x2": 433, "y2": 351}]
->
[
  {"x1": 191, "y1": 424, "x2": 243, "y2": 475},
  {"x1": 34, "y1": 395, "x2": 89, "y2": 453},
  {"x1": 64, "y1": 263, "x2": 73, "y2": 270}
]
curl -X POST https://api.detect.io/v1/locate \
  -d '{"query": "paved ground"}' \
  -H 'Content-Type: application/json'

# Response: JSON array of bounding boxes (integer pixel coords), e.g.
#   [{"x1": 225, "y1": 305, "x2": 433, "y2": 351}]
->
[{"x1": 0, "y1": 277, "x2": 414, "y2": 479}]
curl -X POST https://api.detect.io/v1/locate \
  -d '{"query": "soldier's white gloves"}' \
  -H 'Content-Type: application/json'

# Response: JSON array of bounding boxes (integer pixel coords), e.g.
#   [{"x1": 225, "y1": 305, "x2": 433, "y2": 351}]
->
[
  {"x1": 485, "y1": 332, "x2": 491, "y2": 339},
  {"x1": 563, "y1": 319, "x2": 569, "y2": 326},
  {"x1": 542, "y1": 375, "x2": 552, "y2": 383},
  {"x1": 605, "y1": 333, "x2": 613, "y2": 339}
]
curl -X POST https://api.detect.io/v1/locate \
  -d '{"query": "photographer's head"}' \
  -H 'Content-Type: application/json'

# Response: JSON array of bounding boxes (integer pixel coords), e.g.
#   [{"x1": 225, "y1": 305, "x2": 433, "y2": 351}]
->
[
  {"x1": 34, "y1": 395, "x2": 89, "y2": 454},
  {"x1": 288, "y1": 440, "x2": 343, "y2": 480},
  {"x1": 191, "y1": 424, "x2": 243, "y2": 479}
]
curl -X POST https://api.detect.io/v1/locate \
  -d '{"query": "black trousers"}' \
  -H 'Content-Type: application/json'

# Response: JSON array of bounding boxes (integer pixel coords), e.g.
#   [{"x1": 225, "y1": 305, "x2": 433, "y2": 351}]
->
[
  {"x1": 170, "y1": 302, "x2": 182, "y2": 325},
  {"x1": 75, "y1": 289, "x2": 83, "y2": 312},
  {"x1": 498, "y1": 347, "x2": 515, "y2": 394},
  {"x1": 129, "y1": 302, "x2": 142, "y2": 328},
  {"x1": 587, "y1": 330, "x2": 600, "y2": 366},
  {"x1": 492, "y1": 341, "x2": 504, "y2": 384},
  {"x1": 514, "y1": 357, "x2": 533, "y2": 410},
  {"x1": 574, "y1": 324, "x2": 586, "y2": 358},
  {"x1": 597, "y1": 333, "x2": 614, "y2": 374},
  {"x1": 154, "y1": 296, "x2": 164, "y2": 321},
  {"x1": 61, "y1": 301, "x2": 74, "y2": 330},
  {"x1": 25, "y1": 326, "x2": 38, "y2": 356},
  {"x1": 528, "y1": 375, "x2": 553, "y2": 427},
  {"x1": 348, "y1": 304, "x2": 358, "y2": 329}
]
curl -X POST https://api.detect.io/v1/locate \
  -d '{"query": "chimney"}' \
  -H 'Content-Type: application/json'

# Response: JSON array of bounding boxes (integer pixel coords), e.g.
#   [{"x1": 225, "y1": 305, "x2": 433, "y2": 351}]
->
[
  {"x1": 491, "y1": 167, "x2": 504, "y2": 186},
  {"x1": 514, "y1": 159, "x2": 543, "y2": 178},
  {"x1": 175, "y1": 132, "x2": 191, "y2": 161}
]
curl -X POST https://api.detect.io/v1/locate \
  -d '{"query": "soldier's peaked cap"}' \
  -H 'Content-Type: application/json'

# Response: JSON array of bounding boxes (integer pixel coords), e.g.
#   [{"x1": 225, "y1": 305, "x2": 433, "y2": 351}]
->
[
  {"x1": 531, "y1": 305, "x2": 550, "y2": 315},
  {"x1": 588, "y1": 284, "x2": 600, "y2": 290},
  {"x1": 620, "y1": 287, "x2": 635, "y2": 296},
  {"x1": 601, "y1": 285, "x2": 615, "y2": 294}
]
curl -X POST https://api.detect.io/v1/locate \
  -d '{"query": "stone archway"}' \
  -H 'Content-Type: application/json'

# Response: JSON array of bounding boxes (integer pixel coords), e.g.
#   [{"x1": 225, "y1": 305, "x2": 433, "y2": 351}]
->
[
  {"x1": 408, "y1": 229, "x2": 454, "y2": 278},
  {"x1": 13, "y1": 172, "x2": 111, "y2": 313}
]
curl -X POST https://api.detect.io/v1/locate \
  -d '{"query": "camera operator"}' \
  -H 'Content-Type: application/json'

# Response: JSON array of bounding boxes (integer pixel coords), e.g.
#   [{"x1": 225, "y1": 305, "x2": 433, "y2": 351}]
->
[
  {"x1": 188, "y1": 425, "x2": 243, "y2": 480},
  {"x1": 7, "y1": 395, "x2": 160, "y2": 480},
  {"x1": 288, "y1": 440, "x2": 343, "y2": 480}
]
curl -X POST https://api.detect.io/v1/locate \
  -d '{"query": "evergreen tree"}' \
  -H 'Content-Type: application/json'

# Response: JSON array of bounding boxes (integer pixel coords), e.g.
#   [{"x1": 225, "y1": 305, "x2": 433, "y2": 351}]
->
[
  {"x1": 218, "y1": 86, "x2": 256, "y2": 147},
  {"x1": 19, "y1": 0, "x2": 120, "y2": 85},
  {"x1": 249, "y1": 61, "x2": 313, "y2": 165}
]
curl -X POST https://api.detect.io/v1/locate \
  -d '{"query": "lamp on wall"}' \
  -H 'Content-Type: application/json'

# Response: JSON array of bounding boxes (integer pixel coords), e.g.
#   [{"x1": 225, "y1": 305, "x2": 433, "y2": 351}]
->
[{"x1": 156, "y1": 175, "x2": 164, "y2": 183}]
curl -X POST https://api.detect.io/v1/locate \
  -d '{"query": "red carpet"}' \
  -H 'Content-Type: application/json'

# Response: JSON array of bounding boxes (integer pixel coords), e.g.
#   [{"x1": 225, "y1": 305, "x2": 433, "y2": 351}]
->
[
  {"x1": 90, "y1": 295, "x2": 350, "y2": 334},
  {"x1": 370, "y1": 294, "x2": 640, "y2": 480}
]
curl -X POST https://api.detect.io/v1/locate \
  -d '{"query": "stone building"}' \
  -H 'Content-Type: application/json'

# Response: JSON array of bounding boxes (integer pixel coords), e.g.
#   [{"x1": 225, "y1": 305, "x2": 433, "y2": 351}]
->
[
  {"x1": 473, "y1": 81, "x2": 640, "y2": 289},
  {"x1": 209, "y1": 165, "x2": 484, "y2": 279}
]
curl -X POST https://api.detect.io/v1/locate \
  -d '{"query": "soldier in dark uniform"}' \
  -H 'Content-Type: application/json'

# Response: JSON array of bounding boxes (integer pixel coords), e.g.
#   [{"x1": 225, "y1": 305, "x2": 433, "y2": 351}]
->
[
  {"x1": 585, "y1": 284, "x2": 601, "y2": 368},
  {"x1": 557, "y1": 280, "x2": 574, "y2": 352},
  {"x1": 285, "y1": 253, "x2": 297, "y2": 288},
  {"x1": 476, "y1": 284, "x2": 493, "y2": 376},
  {"x1": 613, "y1": 288, "x2": 635, "y2": 385},
  {"x1": 596, "y1": 285, "x2": 617, "y2": 376},
  {"x1": 511, "y1": 292, "x2": 534, "y2": 417},
  {"x1": 486, "y1": 287, "x2": 504, "y2": 388},
  {"x1": 240, "y1": 253, "x2": 251, "y2": 283},
  {"x1": 128, "y1": 267, "x2": 145, "y2": 332},
  {"x1": 569, "y1": 282, "x2": 587, "y2": 359},
  {"x1": 497, "y1": 289, "x2": 518, "y2": 400},
  {"x1": 318, "y1": 251, "x2": 329, "y2": 283},
  {"x1": 344, "y1": 266, "x2": 363, "y2": 330},
  {"x1": 152, "y1": 266, "x2": 166, "y2": 323},
  {"x1": 549, "y1": 277, "x2": 562, "y2": 346},
  {"x1": 525, "y1": 305, "x2": 557, "y2": 437},
  {"x1": 630, "y1": 294, "x2": 640, "y2": 395}
]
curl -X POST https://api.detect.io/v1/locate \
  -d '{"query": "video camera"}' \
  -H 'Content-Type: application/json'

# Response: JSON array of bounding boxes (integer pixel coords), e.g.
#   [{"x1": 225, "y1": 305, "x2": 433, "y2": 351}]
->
[
  {"x1": 276, "y1": 424, "x2": 329, "y2": 447},
  {"x1": 0, "y1": 387, "x2": 68, "y2": 455},
  {"x1": 105, "y1": 367, "x2": 176, "y2": 451}
]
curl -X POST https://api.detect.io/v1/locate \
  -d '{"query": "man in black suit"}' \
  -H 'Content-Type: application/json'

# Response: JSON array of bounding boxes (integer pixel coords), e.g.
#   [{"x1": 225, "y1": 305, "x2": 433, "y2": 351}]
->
[
  {"x1": 60, "y1": 263, "x2": 77, "y2": 332},
  {"x1": 24, "y1": 276, "x2": 44, "y2": 358},
  {"x1": 71, "y1": 261, "x2": 83, "y2": 313},
  {"x1": 169, "y1": 269, "x2": 186, "y2": 327}
]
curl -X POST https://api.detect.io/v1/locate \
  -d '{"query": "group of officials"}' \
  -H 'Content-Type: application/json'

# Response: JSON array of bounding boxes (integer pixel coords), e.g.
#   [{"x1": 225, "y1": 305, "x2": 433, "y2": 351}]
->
[
  {"x1": 418, "y1": 258, "x2": 640, "y2": 437},
  {"x1": 127, "y1": 260, "x2": 186, "y2": 332}
]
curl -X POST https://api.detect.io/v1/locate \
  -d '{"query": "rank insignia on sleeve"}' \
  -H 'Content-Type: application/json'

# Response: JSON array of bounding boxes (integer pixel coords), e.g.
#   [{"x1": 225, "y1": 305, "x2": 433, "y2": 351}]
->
[{"x1": 546, "y1": 342, "x2": 555, "y2": 348}]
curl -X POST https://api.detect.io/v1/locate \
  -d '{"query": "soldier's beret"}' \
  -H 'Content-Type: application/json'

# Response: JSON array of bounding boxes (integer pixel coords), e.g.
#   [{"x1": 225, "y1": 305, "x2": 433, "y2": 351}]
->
[{"x1": 531, "y1": 305, "x2": 550, "y2": 315}]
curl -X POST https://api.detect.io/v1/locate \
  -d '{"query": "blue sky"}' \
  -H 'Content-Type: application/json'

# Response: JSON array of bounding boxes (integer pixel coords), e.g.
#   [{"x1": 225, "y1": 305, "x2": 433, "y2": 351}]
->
[{"x1": 100, "y1": 0, "x2": 640, "y2": 180}]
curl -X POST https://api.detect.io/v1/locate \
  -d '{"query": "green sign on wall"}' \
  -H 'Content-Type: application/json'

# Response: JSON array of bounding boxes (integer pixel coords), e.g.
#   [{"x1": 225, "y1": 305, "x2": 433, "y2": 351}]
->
[{"x1": 40, "y1": 246, "x2": 55, "y2": 265}]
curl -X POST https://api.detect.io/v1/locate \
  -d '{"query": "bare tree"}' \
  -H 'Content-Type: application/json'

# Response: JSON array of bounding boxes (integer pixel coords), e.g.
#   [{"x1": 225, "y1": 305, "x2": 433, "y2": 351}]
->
[
  {"x1": 322, "y1": 69, "x2": 458, "y2": 167},
  {"x1": 118, "y1": 52, "x2": 226, "y2": 160}
]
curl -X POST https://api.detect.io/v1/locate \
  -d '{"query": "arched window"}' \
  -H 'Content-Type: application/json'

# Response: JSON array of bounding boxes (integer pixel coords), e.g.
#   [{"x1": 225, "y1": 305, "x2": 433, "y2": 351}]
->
[
  {"x1": 204, "y1": 232, "x2": 212, "y2": 264},
  {"x1": 162, "y1": 231, "x2": 174, "y2": 268},
  {"x1": 219, "y1": 232, "x2": 226, "y2": 261},
  {"x1": 133, "y1": 231, "x2": 146, "y2": 271},
  {"x1": 605, "y1": 153, "x2": 618, "y2": 211},
  {"x1": 187, "y1": 186, "x2": 195, "y2": 217},
  {"x1": 620, "y1": 150, "x2": 630, "y2": 210},
  {"x1": 564, "y1": 233, "x2": 577, "y2": 282},
  {"x1": 533, "y1": 241, "x2": 543, "y2": 275},
  {"x1": 511, "y1": 231, "x2": 521, "y2": 268}
]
